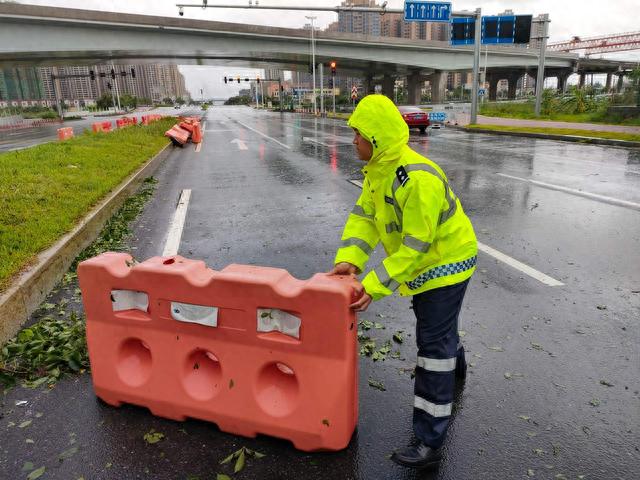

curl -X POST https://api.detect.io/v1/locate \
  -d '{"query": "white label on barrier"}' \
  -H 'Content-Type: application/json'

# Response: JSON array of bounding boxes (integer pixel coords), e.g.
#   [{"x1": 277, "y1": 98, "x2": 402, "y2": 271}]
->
[
  {"x1": 111, "y1": 290, "x2": 149, "y2": 312},
  {"x1": 257, "y1": 309, "x2": 301, "y2": 339},
  {"x1": 171, "y1": 302, "x2": 218, "y2": 328}
]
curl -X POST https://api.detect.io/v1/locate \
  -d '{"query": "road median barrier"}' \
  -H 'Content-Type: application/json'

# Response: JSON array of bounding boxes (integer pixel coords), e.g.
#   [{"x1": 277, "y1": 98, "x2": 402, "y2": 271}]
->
[
  {"x1": 78, "y1": 252, "x2": 359, "y2": 451},
  {"x1": 0, "y1": 117, "x2": 176, "y2": 344},
  {"x1": 57, "y1": 126, "x2": 74, "y2": 140},
  {"x1": 463, "y1": 124, "x2": 640, "y2": 148}
]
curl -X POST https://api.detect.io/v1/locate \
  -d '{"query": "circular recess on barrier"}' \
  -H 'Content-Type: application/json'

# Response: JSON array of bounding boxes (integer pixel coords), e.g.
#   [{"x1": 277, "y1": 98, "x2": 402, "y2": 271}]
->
[
  {"x1": 116, "y1": 338, "x2": 152, "y2": 387},
  {"x1": 163, "y1": 258, "x2": 175, "y2": 265},
  {"x1": 255, "y1": 362, "x2": 299, "y2": 418},
  {"x1": 182, "y1": 349, "x2": 223, "y2": 401}
]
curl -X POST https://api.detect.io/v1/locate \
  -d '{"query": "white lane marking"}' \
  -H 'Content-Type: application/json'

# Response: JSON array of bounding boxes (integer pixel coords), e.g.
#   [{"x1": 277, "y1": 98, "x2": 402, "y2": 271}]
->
[
  {"x1": 230, "y1": 138, "x2": 248, "y2": 150},
  {"x1": 162, "y1": 189, "x2": 191, "y2": 257},
  {"x1": 477, "y1": 242, "x2": 564, "y2": 287},
  {"x1": 205, "y1": 129, "x2": 234, "y2": 132},
  {"x1": 497, "y1": 173, "x2": 640, "y2": 211},
  {"x1": 194, "y1": 142, "x2": 202, "y2": 153},
  {"x1": 234, "y1": 120, "x2": 291, "y2": 149},
  {"x1": 303, "y1": 136, "x2": 332, "y2": 147},
  {"x1": 202, "y1": 121, "x2": 207, "y2": 132},
  {"x1": 348, "y1": 180, "x2": 564, "y2": 287}
]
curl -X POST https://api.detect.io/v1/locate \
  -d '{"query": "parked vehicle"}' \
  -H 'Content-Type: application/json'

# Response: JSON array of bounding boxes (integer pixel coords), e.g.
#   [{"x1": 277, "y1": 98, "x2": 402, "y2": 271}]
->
[{"x1": 398, "y1": 106, "x2": 430, "y2": 134}]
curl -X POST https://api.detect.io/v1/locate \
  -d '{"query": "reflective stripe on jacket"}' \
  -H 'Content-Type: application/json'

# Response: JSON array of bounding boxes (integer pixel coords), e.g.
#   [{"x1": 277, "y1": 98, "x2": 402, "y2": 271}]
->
[{"x1": 334, "y1": 95, "x2": 477, "y2": 300}]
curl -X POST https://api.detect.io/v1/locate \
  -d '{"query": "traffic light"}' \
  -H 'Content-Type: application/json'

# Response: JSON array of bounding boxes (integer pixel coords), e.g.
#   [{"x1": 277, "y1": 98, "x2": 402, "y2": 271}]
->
[
  {"x1": 224, "y1": 76, "x2": 228, "y2": 84},
  {"x1": 330, "y1": 61, "x2": 336, "y2": 75},
  {"x1": 237, "y1": 77, "x2": 241, "y2": 84},
  {"x1": 89, "y1": 70, "x2": 95, "y2": 81},
  {"x1": 110, "y1": 68, "x2": 116, "y2": 80},
  {"x1": 130, "y1": 68, "x2": 136, "y2": 79},
  {"x1": 280, "y1": 85, "x2": 284, "y2": 92},
  {"x1": 256, "y1": 76, "x2": 260, "y2": 84},
  {"x1": 120, "y1": 71, "x2": 127, "y2": 77},
  {"x1": 107, "y1": 82, "x2": 112, "y2": 90}
]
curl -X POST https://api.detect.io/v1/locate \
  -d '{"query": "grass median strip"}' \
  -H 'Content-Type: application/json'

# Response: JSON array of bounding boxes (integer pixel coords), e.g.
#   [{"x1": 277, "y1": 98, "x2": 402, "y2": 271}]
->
[
  {"x1": 0, "y1": 117, "x2": 175, "y2": 292},
  {"x1": 466, "y1": 124, "x2": 640, "y2": 143}
]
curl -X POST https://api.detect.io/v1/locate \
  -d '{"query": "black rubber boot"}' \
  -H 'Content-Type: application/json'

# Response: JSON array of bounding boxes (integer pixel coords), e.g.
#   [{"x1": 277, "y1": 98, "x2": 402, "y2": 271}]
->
[{"x1": 391, "y1": 441, "x2": 442, "y2": 469}]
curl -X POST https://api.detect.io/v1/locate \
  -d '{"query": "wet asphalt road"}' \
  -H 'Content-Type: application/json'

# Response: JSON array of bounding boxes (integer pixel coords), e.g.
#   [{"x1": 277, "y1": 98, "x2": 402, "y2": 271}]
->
[
  {"x1": 0, "y1": 107, "x2": 188, "y2": 153},
  {"x1": 1, "y1": 106, "x2": 639, "y2": 480}
]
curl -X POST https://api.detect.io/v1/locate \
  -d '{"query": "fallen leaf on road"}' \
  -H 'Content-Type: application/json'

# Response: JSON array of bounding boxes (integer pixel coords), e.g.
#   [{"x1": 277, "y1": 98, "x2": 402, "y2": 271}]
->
[
  {"x1": 532, "y1": 448, "x2": 546, "y2": 456},
  {"x1": 600, "y1": 379, "x2": 614, "y2": 387},
  {"x1": 217, "y1": 475, "x2": 231, "y2": 480},
  {"x1": 488, "y1": 346, "x2": 504, "y2": 352},
  {"x1": 59, "y1": 446, "x2": 79, "y2": 461},
  {"x1": 27, "y1": 466, "x2": 45, "y2": 480},
  {"x1": 596, "y1": 305, "x2": 607, "y2": 310},
  {"x1": 143, "y1": 430, "x2": 165, "y2": 444},
  {"x1": 18, "y1": 420, "x2": 32, "y2": 428},
  {"x1": 518, "y1": 415, "x2": 531, "y2": 422},
  {"x1": 368, "y1": 378, "x2": 386, "y2": 391},
  {"x1": 234, "y1": 448, "x2": 246, "y2": 473},
  {"x1": 589, "y1": 399, "x2": 601, "y2": 407},
  {"x1": 22, "y1": 461, "x2": 34, "y2": 472},
  {"x1": 527, "y1": 469, "x2": 535, "y2": 477}
]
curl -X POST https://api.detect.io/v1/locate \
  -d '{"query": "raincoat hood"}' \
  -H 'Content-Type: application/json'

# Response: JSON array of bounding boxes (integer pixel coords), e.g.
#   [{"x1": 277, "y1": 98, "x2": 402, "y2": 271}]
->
[{"x1": 347, "y1": 94, "x2": 409, "y2": 165}]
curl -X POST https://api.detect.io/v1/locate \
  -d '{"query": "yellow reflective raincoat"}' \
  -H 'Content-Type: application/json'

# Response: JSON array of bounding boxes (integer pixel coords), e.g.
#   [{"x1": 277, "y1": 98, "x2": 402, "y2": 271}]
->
[{"x1": 334, "y1": 95, "x2": 477, "y2": 300}]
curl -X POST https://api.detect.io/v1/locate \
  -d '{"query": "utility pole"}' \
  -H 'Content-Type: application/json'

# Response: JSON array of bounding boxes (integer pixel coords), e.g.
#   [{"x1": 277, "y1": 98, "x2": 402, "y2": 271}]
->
[
  {"x1": 306, "y1": 15, "x2": 317, "y2": 115},
  {"x1": 111, "y1": 62, "x2": 122, "y2": 112},
  {"x1": 470, "y1": 8, "x2": 482, "y2": 124},
  {"x1": 319, "y1": 62, "x2": 324, "y2": 116},
  {"x1": 534, "y1": 14, "x2": 550, "y2": 116}
]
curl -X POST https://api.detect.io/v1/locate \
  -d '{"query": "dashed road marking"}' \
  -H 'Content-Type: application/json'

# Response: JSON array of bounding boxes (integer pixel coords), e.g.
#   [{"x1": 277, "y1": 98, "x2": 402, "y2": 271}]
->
[
  {"x1": 234, "y1": 120, "x2": 291, "y2": 149},
  {"x1": 162, "y1": 189, "x2": 191, "y2": 257},
  {"x1": 477, "y1": 242, "x2": 564, "y2": 287},
  {"x1": 497, "y1": 173, "x2": 640, "y2": 211}
]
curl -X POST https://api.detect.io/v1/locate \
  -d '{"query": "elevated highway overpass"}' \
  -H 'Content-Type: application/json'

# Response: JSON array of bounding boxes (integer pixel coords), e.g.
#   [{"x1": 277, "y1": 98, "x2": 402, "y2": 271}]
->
[{"x1": 0, "y1": 4, "x2": 635, "y2": 103}]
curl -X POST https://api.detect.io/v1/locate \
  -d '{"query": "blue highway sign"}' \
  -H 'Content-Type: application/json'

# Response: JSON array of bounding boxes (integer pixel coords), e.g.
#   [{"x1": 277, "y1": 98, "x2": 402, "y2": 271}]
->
[
  {"x1": 482, "y1": 15, "x2": 516, "y2": 44},
  {"x1": 404, "y1": 1, "x2": 451, "y2": 23}
]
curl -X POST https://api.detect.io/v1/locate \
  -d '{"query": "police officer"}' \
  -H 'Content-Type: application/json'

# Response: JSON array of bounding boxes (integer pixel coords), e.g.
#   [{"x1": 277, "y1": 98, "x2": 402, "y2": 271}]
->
[{"x1": 330, "y1": 94, "x2": 477, "y2": 468}]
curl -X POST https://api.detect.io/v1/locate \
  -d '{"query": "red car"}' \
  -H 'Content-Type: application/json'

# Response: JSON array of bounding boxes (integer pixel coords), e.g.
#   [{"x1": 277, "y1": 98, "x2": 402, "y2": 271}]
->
[{"x1": 398, "y1": 106, "x2": 430, "y2": 134}]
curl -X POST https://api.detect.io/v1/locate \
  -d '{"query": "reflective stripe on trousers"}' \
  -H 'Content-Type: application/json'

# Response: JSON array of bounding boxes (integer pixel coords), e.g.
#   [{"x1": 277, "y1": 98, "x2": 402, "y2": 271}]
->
[{"x1": 412, "y1": 279, "x2": 469, "y2": 449}]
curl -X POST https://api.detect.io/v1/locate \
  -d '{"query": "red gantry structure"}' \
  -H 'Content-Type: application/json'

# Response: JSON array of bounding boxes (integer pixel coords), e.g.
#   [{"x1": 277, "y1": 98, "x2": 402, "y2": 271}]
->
[{"x1": 548, "y1": 31, "x2": 640, "y2": 55}]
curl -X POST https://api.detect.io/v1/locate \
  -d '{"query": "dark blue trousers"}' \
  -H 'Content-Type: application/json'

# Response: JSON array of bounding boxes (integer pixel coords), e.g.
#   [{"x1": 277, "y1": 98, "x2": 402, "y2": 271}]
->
[{"x1": 412, "y1": 280, "x2": 469, "y2": 449}]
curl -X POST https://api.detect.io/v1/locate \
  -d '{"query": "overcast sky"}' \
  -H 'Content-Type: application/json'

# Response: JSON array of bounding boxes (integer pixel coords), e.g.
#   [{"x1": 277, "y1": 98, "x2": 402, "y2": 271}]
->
[{"x1": 11, "y1": 0, "x2": 640, "y2": 98}]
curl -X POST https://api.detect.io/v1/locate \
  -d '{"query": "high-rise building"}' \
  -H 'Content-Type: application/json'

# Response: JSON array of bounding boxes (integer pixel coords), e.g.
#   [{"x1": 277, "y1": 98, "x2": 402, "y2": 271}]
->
[
  {"x1": 380, "y1": 13, "x2": 448, "y2": 41},
  {"x1": 0, "y1": 67, "x2": 45, "y2": 101},
  {"x1": 35, "y1": 64, "x2": 188, "y2": 105},
  {"x1": 336, "y1": 0, "x2": 380, "y2": 36}
]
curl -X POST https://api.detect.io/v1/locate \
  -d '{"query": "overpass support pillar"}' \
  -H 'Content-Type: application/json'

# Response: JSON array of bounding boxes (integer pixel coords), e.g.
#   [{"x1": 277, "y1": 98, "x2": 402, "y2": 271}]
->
[
  {"x1": 487, "y1": 75, "x2": 499, "y2": 101},
  {"x1": 617, "y1": 74, "x2": 625, "y2": 92},
  {"x1": 605, "y1": 73, "x2": 613, "y2": 92},
  {"x1": 429, "y1": 71, "x2": 447, "y2": 104},
  {"x1": 363, "y1": 75, "x2": 375, "y2": 95},
  {"x1": 557, "y1": 72, "x2": 570, "y2": 94},
  {"x1": 507, "y1": 73, "x2": 521, "y2": 99},
  {"x1": 382, "y1": 75, "x2": 395, "y2": 99},
  {"x1": 407, "y1": 72, "x2": 422, "y2": 105},
  {"x1": 579, "y1": 73, "x2": 586, "y2": 88}
]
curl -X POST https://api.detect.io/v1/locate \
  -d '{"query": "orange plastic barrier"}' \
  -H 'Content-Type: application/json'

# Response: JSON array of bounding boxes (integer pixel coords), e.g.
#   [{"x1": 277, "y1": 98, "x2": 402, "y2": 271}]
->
[
  {"x1": 102, "y1": 121, "x2": 113, "y2": 132},
  {"x1": 57, "y1": 127, "x2": 74, "y2": 140},
  {"x1": 92, "y1": 122, "x2": 104, "y2": 133},
  {"x1": 179, "y1": 121, "x2": 195, "y2": 133},
  {"x1": 165, "y1": 124, "x2": 191, "y2": 146},
  {"x1": 78, "y1": 253, "x2": 359, "y2": 451},
  {"x1": 191, "y1": 122, "x2": 203, "y2": 144}
]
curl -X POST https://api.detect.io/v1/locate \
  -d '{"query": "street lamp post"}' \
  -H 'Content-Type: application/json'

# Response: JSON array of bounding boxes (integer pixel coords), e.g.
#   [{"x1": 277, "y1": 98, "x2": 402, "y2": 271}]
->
[{"x1": 306, "y1": 15, "x2": 317, "y2": 115}]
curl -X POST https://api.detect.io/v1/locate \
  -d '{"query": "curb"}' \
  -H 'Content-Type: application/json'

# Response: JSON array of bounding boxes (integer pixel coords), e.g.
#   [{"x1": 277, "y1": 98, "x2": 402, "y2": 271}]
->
[
  {"x1": 0, "y1": 143, "x2": 172, "y2": 344},
  {"x1": 457, "y1": 126, "x2": 640, "y2": 148}
]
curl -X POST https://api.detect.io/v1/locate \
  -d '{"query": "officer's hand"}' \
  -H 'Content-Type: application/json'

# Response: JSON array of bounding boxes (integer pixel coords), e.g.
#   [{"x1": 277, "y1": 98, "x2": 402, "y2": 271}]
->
[
  {"x1": 350, "y1": 283, "x2": 372, "y2": 312},
  {"x1": 328, "y1": 262, "x2": 359, "y2": 276}
]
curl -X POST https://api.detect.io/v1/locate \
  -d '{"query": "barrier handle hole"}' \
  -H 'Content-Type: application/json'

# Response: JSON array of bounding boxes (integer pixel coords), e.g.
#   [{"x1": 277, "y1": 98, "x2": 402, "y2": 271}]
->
[
  {"x1": 163, "y1": 258, "x2": 176, "y2": 265},
  {"x1": 276, "y1": 363, "x2": 295, "y2": 376}
]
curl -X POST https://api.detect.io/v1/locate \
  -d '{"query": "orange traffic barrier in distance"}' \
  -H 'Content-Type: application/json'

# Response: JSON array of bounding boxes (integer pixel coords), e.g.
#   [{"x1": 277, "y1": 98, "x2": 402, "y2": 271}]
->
[
  {"x1": 92, "y1": 122, "x2": 104, "y2": 133},
  {"x1": 179, "y1": 121, "x2": 195, "y2": 133},
  {"x1": 191, "y1": 122, "x2": 203, "y2": 144},
  {"x1": 165, "y1": 124, "x2": 191, "y2": 146},
  {"x1": 101, "y1": 121, "x2": 112, "y2": 132},
  {"x1": 57, "y1": 127, "x2": 74, "y2": 140},
  {"x1": 78, "y1": 253, "x2": 359, "y2": 451}
]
